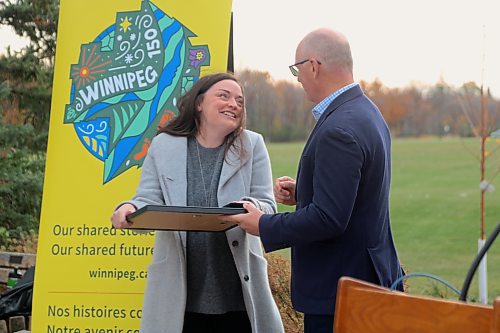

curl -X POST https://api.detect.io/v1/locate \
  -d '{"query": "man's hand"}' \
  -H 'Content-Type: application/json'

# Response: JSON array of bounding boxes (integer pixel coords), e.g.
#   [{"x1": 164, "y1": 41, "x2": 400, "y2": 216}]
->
[
  {"x1": 110, "y1": 203, "x2": 136, "y2": 229},
  {"x1": 220, "y1": 202, "x2": 263, "y2": 236},
  {"x1": 274, "y1": 176, "x2": 297, "y2": 206}
]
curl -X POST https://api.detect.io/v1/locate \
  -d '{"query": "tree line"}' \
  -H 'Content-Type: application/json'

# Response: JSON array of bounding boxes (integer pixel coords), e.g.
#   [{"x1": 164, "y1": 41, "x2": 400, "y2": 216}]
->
[{"x1": 237, "y1": 69, "x2": 500, "y2": 141}]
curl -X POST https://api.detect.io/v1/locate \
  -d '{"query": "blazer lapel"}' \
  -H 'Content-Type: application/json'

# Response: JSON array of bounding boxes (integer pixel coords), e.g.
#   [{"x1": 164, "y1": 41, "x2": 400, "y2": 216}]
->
[
  {"x1": 302, "y1": 85, "x2": 364, "y2": 153},
  {"x1": 297, "y1": 85, "x2": 364, "y2": 184}
]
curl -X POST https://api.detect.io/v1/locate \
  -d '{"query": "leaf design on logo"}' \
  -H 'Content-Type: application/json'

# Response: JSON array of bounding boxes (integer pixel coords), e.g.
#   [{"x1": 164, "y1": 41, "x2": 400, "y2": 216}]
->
[{"x1": 64, "y1": 1, "x2": 211, "y2": 183}]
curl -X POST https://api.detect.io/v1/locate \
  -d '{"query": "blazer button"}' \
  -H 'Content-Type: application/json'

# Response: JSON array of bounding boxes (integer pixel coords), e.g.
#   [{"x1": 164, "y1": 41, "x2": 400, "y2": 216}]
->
[
  {"x1": 232, "y1": 240, "x2": 239, "y2": 247},
  {"x1": 243, "y1": 275, "x2": 249, "y2": 282}
]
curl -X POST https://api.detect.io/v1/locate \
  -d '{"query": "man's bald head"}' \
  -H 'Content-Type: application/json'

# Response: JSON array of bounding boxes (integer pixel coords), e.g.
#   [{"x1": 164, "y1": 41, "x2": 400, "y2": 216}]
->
[{"x1": 297, "y1": 28, "x2": 353, "y2": 75}]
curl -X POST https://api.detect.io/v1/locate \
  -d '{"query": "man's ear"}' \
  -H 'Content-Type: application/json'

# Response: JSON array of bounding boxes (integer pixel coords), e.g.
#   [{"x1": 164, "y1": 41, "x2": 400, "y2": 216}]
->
[{"x1": 312, "y1": 60, "x2": 320, "y2": 79}]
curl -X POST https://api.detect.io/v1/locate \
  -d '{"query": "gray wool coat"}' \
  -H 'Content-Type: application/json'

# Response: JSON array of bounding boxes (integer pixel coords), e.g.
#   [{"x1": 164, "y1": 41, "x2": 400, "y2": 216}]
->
[{"x1": 125, "y1": 130, "x2": 284, "y2": 333}]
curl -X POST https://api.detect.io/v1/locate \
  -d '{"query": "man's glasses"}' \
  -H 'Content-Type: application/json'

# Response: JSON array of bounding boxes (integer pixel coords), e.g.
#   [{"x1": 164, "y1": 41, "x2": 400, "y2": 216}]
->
[{"x1": 289, "y1": 58, "x2": 322, "y2": 77}]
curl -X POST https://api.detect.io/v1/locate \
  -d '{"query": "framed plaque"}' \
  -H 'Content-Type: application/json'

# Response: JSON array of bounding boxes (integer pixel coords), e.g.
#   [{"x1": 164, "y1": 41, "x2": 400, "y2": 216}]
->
[{"x1": 126, "y1": 204, "x2": 246, "y2": 232}]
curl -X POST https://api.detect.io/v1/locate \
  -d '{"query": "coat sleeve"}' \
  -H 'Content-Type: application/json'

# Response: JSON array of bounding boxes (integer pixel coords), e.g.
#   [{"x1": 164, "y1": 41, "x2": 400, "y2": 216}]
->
[
  {"x1": 125, "y1": 138, "x2": 166, "y2": 209},
  {"x1": 259, "y1": 126, "x2": 363, "y2": 252}
]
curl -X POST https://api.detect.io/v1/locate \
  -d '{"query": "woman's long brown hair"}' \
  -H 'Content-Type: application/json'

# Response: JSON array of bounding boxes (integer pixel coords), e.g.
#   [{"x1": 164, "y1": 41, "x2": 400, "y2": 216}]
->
[{"x1": 157, "y1": 72, "x2": 246, "y2": 162}]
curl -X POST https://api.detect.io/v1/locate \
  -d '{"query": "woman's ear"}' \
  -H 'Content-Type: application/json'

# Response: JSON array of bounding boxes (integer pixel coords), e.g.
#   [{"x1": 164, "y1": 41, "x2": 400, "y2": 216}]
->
[{"x1": 196, "y1": 96, "x2": 204, "y2": 112}]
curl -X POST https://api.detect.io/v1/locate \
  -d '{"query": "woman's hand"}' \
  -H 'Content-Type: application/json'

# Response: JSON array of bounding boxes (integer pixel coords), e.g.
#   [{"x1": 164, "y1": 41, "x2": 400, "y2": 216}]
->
[{"x1": 111, "y1": 203, "x2": 136, "y2": 229}]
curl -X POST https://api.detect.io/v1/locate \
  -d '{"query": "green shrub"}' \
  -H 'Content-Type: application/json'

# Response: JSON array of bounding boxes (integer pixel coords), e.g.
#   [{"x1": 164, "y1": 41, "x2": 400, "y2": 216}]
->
[{"x1": 0, "y1": 121, "x2": 46, "y2": 248}]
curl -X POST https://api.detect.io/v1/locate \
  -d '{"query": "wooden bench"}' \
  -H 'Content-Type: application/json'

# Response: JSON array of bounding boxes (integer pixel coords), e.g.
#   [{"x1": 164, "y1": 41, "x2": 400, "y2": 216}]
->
[
  {"x1": 494, "y1": 298, "x2": 500, "y2": 333},
  {"x1": 333, "y1": 276, "x2": 499, "y2": 333},
  {"x1": 0, "y1": 252, "x2": 35, "y2": 333}
]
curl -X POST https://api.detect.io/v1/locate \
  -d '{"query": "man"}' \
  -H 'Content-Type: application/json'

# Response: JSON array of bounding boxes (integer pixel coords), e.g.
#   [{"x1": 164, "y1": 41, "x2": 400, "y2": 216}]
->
[{"x1": 224, "y1": 28, "x2": 404, "y2": 333}]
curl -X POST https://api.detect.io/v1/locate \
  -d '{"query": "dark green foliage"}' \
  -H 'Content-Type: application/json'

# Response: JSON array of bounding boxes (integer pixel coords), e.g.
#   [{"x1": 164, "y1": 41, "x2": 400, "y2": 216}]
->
[
  {"x1": 0, "y1": 110, "x2": 46, "y2": 248},
  {"x1": 0, "y1": 0, "x2": 57, "y2": 246},
  {"x1": 0, "y1": 51, "x2": 53, "y2": 131},
  {"x1": 0, "y1": 0, "x2": 58, "y2": 132},
  {"x1": 0, "y1": 0, "x2": 59, "y2": 62}
]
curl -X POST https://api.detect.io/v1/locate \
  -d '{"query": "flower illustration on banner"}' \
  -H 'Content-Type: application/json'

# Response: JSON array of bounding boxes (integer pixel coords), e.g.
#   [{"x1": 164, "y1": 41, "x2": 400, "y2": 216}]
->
[
  {"x1": 63, "y1": 0, "x2": 211, "y2": 183},
  {"x1": 70, "y1": 44, "x2": 112, "y2": 89},
  {"x1": 189, "y1": 49, "x2": 207, "y2": 68}
]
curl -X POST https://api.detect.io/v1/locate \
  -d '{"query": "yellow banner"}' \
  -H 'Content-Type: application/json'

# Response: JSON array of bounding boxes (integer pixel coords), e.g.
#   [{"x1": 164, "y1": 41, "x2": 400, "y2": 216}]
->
[{"x1": 32, "y1": 0, "x2": 232, "y2": 331}]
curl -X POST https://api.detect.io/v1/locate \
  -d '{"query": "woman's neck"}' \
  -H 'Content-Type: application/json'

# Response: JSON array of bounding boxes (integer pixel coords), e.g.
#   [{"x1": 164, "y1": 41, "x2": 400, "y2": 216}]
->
[{"x1": 195, "y1": 131, "x2": 226, "y2": 148}]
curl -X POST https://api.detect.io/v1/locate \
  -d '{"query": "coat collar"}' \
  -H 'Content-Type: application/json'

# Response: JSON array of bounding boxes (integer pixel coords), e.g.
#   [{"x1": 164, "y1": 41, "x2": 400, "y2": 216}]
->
[
  {"x1": 160, "y1": 133, "x2": 251, "y2": 205},
  {"x1": 220, "y1": 134, "x2": 251, "y2": 189},
  {"x1": 303, "y1": 85, "x2": 364, "y2": 152}
]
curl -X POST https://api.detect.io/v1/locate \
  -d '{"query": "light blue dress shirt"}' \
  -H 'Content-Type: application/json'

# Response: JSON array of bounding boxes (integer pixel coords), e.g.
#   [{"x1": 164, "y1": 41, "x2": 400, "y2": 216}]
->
[{"x1": 312, "y1": 82, "x2": 359, "y2": 121}]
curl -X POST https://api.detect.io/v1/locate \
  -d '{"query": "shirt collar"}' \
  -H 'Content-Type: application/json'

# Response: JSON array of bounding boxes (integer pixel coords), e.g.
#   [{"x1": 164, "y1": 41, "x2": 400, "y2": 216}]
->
[{"x1": 312, "y1": 82, "x2": 359, "y2": 121}]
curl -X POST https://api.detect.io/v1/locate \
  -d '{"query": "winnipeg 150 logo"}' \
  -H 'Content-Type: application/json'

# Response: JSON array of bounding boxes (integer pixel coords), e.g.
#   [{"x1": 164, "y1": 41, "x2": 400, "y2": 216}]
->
[{"x1": 64, "y1": 0, "x2": 210, "y2": 183}]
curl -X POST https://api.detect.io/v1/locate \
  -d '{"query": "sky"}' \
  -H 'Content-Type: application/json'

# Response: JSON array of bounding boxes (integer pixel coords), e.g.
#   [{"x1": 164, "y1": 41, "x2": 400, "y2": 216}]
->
[
  {"x1": 232, "y1": 0, "x2": 500, "y2": 96},
  {"x1": 1, "y1": 0, "x2": 499, "y2": 96}
]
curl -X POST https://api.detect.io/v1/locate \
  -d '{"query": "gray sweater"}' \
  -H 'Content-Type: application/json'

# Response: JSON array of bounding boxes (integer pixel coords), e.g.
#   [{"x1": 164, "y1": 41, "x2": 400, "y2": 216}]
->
[{"x1": 185, "y1": 137, "x2": 245, "y2": 313}]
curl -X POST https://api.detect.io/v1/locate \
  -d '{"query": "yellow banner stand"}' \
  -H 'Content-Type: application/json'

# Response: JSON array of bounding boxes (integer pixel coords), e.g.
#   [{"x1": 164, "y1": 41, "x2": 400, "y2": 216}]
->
[{"x1": 32, "y1": 1, "x2": 232, "y2": 331}]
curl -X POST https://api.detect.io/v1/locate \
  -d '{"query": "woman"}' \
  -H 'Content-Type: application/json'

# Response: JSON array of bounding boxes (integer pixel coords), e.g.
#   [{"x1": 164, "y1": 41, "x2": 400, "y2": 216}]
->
[{"x1": 111, "y1": 72, "x2": 284, "y2": 333}]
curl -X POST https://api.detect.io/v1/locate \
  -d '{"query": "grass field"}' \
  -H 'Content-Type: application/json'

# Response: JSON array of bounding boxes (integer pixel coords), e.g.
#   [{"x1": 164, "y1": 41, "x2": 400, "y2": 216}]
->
[{"x1": 266, "y1": 137, "x2": 500, "y2": 303}]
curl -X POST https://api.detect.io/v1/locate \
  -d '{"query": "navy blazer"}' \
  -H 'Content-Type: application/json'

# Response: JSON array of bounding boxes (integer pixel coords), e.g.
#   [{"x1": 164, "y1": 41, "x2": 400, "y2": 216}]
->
[{"x1": 259, "y1": 85, "x2": 403, "y2": 315}]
